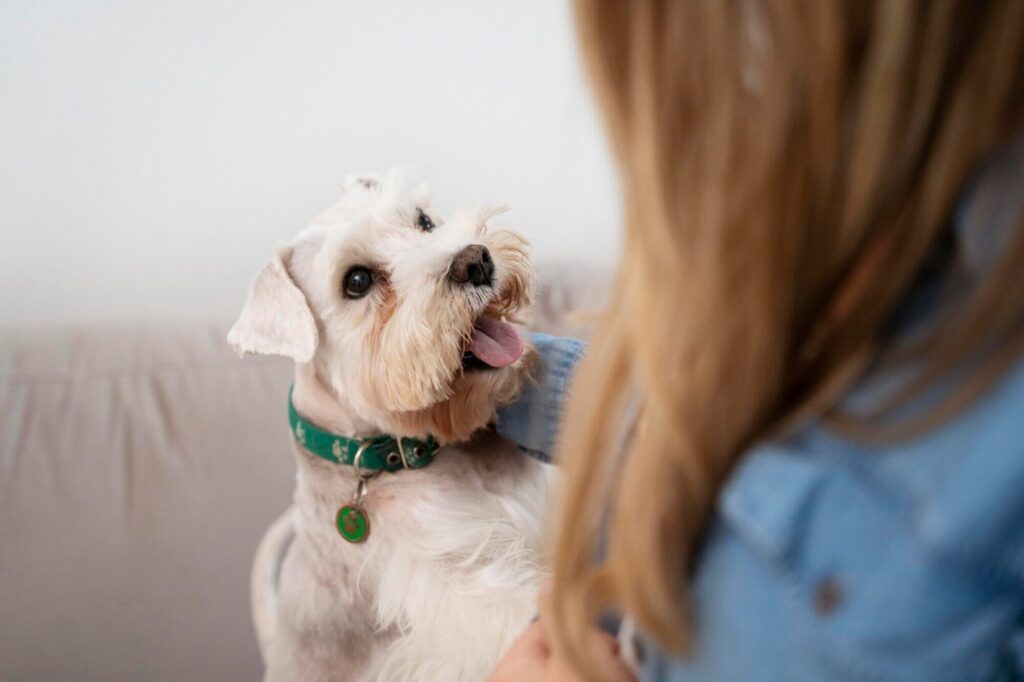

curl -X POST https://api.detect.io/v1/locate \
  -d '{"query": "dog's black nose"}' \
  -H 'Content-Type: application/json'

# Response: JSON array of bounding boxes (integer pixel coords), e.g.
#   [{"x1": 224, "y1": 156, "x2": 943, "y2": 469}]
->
[{"x1": 449, "y1": 245, "x2": 494, "y2": 287}]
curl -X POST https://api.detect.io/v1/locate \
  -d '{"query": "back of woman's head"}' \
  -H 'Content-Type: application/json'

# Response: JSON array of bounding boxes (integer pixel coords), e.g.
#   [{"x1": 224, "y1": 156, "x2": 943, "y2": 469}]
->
[{"x1": 555, "y1": 0, "x2": 1024, "y2": 675}]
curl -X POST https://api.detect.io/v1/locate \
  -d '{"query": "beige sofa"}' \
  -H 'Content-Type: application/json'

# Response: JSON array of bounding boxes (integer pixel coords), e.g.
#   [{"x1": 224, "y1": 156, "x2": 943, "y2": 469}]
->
[{"x1": 0, "y1": 263, "x2": 606, "y2": 681}]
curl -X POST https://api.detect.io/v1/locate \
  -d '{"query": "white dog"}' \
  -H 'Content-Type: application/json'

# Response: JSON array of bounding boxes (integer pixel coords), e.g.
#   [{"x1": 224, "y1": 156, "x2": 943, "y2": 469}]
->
[{"x1": 228, "y1": 171, "x2": 552, "y2": 682}]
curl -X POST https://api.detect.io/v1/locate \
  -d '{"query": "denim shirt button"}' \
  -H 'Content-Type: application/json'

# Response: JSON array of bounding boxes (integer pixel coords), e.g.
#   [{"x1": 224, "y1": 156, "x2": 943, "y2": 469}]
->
[{"x1": 812, "y1": 578, "x2": 844, "y2": 616}]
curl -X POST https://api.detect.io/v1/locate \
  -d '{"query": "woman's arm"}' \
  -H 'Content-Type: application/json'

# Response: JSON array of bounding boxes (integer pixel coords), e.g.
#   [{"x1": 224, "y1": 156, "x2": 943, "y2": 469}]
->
[{"x1": 495, "y1": 333, "x2": 587, "y2": 462}]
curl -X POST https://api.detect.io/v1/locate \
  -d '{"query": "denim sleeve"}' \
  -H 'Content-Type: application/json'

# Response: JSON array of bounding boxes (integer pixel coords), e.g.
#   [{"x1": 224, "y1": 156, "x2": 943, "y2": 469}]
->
[{"x1": 494, "y1": 333, "x2": 587, "y2": 463}]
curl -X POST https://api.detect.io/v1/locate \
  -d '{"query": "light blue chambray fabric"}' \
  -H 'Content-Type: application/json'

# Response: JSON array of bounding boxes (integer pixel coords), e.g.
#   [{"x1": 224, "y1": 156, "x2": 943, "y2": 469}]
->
[
  {"x1": 494, "y1": 332, "x2": 586, "y2": 463},
  {"x1": 494, "y1": 135, "x2": 1024, "y2": 680}
]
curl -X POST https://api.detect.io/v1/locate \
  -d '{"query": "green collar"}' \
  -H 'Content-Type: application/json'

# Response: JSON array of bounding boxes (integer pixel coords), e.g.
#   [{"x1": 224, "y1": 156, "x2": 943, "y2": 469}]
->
[{"x1": 288, "y1": 387, "x2": 439, "y2": 473}]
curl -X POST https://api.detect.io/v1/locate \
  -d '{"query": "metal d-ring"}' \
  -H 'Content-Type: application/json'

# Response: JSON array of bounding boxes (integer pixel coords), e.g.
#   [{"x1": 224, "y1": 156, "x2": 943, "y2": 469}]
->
[
  {"x1": 351, "y1": 442, "x2": 381, "y2": 507},
  {"x1": 352, "y1": 477, "x2": 370, "y2": 507},
  {"x1": 352, "y1": 442, "x2": 381, "y2": 483}
]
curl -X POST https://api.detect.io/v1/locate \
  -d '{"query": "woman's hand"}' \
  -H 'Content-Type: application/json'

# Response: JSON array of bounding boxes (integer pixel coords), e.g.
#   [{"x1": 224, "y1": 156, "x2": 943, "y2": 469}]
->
[{"x1": 488, "y1": 589, "x2": 636, "y2": 682}]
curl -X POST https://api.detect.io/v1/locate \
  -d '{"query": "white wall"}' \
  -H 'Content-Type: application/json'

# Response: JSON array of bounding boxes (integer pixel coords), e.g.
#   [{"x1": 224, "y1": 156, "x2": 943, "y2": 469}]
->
[{"x1": 0, "y1": 0, "x2": 620, "y2": 326}]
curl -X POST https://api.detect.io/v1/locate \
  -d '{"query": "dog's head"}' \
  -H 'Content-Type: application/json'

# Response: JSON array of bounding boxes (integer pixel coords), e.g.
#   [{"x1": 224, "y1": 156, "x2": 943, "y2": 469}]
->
[{"x1": 228, "y1": 171, "x2": 533, "y2": 441}]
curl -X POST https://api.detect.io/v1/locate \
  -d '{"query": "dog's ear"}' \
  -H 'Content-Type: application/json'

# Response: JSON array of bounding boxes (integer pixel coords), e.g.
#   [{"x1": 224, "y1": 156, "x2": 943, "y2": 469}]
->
[{"x1": 227, "y1": 247, "x2": 318, "y2": 362}]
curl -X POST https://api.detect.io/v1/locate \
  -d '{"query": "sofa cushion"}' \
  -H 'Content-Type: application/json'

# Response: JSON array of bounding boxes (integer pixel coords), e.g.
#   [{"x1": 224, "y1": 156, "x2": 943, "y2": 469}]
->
[{"x1": 0, "y1": 322, "x2": 294, "y2": 681}]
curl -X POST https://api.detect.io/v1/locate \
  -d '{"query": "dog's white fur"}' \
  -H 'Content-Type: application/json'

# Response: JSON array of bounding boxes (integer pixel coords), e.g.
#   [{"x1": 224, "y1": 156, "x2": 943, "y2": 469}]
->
[{"x1": 230, "y1": 170, "x2": 551, "y2": 682}]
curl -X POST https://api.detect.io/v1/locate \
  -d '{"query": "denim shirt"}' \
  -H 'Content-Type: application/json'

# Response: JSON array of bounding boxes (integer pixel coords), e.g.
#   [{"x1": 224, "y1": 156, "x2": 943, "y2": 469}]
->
[
  {"x1": 495, "y1": 333, "x2": 587, "y2": 463},
  {"x1": 495, "y1": 136, "x2": 1024, "y2": 681}
]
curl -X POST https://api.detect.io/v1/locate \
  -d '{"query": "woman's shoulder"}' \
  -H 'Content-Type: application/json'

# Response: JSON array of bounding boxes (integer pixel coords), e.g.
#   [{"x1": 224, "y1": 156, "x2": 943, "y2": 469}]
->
[
  {"x1": 751, "y1": 350, "x2": 1024, "y2": 580},
  {"x1": 672, "y1": 356, "x2": 1024, "y2": 681},
  {"x1": 746, "y1": 130, "x2": 1024, "y2": 595},
  {"x1": 856, "y1": 354, "x2": 1024, "y2": 587},
  {"x1": 720, "y1": 351, "x2": 1024, "y2": 594}
]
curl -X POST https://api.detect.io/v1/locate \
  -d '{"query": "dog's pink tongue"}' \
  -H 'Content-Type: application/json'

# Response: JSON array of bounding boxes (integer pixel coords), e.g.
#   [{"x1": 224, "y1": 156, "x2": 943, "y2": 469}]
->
[{"x1": 469, "y1": 316, "x2": 523, "y2": 368}]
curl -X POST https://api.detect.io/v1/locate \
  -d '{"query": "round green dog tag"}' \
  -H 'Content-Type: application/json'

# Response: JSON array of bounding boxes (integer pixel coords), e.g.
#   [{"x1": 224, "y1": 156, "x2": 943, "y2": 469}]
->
[{"x1": 336, "y1": 504, "x2": 370, "y2": 543}]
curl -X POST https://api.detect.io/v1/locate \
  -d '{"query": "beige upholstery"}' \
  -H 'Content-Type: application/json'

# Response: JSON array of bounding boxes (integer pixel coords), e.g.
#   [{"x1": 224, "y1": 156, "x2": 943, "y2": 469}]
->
[{"x1": 0, "y1": 262, "x2": 607, "y2": 681}]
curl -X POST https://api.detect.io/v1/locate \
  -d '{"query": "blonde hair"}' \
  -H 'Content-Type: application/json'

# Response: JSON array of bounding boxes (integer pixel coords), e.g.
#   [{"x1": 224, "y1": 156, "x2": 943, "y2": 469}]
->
[{"x1": 554, "y1": 0, "x2": 1024, "y2": 675}]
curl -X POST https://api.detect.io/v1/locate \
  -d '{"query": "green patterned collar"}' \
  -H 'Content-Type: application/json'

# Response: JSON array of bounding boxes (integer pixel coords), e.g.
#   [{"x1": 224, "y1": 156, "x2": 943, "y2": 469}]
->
[{"x1": 288, "y1": 387, "x2": 439, "y2": 472}]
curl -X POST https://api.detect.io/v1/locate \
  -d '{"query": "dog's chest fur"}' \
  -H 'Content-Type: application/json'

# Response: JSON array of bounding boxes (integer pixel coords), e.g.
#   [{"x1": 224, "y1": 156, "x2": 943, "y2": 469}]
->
[{"x1": 255, "y1": 430, "x2": 552, "y2": 682}]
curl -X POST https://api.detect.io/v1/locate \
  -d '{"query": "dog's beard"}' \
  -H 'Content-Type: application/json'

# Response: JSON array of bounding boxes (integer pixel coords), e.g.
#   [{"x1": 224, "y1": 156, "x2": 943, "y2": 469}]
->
[
  {"x1": 374, "y1": 292, "x2": 532, "y2": 441},
  {"x1": 366, "y1": 286, "x2": 531, "y2": 442},
  {"x1": 392, "y1": 351, "x2": 534, "y2": 442}
]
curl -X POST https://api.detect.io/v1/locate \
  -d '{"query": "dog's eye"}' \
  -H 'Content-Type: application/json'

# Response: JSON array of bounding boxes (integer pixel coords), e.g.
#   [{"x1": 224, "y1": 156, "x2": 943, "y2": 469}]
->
[
  {"x1": 343, "y1": 267, "x2": 373, "y2": 298},
  {"x1": 416, "y1": 208, "x2": 435, "y2": 232}
]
